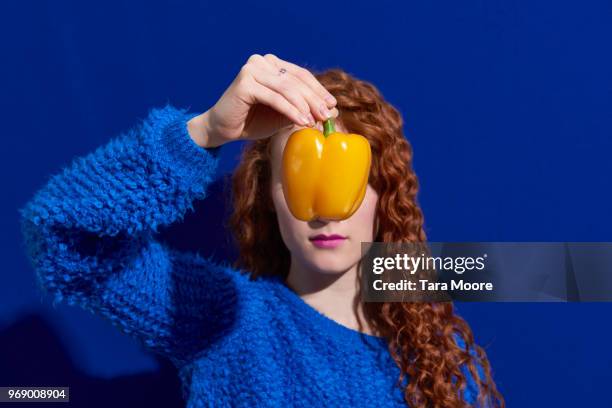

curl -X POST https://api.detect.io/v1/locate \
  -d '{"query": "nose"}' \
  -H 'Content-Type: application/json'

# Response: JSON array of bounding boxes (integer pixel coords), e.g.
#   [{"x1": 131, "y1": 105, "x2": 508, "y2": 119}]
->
[{"x1": 310, "y1": 214, "x2": 341, "y2": 224}]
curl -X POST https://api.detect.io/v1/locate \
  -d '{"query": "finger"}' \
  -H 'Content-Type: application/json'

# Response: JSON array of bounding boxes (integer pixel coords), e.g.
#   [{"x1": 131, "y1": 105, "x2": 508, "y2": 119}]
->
[
  {"x1": 247, "y1": 60, "x2": 317, "y2": 124},
  {"x1": 312, "y1": 107, "x2": 340, "y2": 132},
  {"x1": 241, "y1": 56, "x2": 313, "y2": 125},
  {"x1": 249, "y1": 79, "x2": 311, "y2": 128},
  {"x1": 264, "y1": 54, "x2": 337, "y2": 108},
  {"x1": 252, "y1": 57, "x2": 333, "y2": 122}
]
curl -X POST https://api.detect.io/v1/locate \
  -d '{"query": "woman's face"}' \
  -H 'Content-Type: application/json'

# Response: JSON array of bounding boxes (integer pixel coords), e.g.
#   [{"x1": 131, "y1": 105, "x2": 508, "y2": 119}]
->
[{"x1": 269, "y1": 122, "x2": 379, "y2": 276}]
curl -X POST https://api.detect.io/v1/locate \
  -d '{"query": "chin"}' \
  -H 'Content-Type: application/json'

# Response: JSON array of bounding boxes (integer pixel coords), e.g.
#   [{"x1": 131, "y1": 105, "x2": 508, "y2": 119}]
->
[{"x1": 307, "y1": 254, "x2": 354, "y2": 275}]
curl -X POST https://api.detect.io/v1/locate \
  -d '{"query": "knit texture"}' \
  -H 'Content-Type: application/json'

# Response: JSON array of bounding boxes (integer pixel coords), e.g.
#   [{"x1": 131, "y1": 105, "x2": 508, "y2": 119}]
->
[{"x1": 20, "y1": 105, "x2": 483, "y2": 407}]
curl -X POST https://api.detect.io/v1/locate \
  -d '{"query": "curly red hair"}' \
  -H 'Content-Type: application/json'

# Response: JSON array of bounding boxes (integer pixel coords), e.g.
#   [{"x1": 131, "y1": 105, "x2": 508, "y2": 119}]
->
[{"x1": 228, "y1": 68, "x2": 504, "y2": 407}]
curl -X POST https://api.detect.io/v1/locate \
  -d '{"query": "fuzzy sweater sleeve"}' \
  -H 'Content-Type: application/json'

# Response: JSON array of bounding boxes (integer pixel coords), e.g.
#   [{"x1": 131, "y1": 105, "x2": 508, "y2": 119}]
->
[{"x1": 19, "y1": 104, "x2": 244, "y2": 364}]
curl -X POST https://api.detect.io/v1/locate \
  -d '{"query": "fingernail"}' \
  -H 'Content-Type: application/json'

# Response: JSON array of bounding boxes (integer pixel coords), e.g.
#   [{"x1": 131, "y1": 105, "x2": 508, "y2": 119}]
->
[
  {"x1": 325, "y1": 95, "x2": 336, "y2": 105},
  {"x1": 307, "y1": 113, "x2": 315, "y2": 126},
  {"x1": 319, "y1": 103, "x2": 331, "y2": 119},
  {"x1": 299, "y1": 115, "x2": 310, "y2": 125}
]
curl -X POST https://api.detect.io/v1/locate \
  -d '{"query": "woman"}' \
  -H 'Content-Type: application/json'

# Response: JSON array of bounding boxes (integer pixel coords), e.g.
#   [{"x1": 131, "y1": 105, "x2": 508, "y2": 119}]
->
[{"x1": 20, "y1": 53, "x2": 503, "y2": 407}]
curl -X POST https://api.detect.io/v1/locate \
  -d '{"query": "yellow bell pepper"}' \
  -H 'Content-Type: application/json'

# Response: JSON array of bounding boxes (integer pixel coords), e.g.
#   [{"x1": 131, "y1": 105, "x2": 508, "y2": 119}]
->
[{"x1": 281, "y1": 117, "x2": 372, "y2": 221}]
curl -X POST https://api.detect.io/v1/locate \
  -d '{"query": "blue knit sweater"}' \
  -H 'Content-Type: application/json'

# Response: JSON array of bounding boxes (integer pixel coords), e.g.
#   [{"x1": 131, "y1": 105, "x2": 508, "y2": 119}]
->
[{"x1": 20, "y1": 105, "x2": 482, "y2": 407}]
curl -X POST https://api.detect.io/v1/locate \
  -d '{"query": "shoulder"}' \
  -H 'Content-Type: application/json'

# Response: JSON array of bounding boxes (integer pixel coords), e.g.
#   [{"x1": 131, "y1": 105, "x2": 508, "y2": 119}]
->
[
  {"x1": 169, "y1": 250, "x2": 256, "y2": 292},
  {"x1": 168, "y1": 250, "x2": 279, "y2": 315}
]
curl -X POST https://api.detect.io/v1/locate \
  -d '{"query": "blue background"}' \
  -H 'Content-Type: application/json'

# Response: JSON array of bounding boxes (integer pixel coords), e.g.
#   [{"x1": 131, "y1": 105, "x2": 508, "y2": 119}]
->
[{"x1": 2, "y1": 0, "x2": 611, "y2": 406}]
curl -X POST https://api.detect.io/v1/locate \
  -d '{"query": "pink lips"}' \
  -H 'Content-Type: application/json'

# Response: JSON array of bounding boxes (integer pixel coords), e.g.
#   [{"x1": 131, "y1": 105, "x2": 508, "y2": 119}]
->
[{"x1": 308, "y1": 234, "x2": 347, "y2": 249}]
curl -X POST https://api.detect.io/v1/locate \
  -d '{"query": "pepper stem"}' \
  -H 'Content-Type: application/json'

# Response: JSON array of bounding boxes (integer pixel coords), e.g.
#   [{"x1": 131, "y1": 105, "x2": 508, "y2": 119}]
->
[{"x1": 323, "y1": 118, "x2": 335, "y2": 137}]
